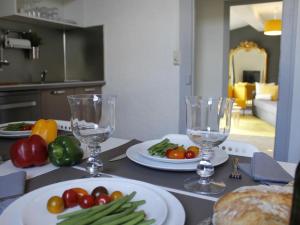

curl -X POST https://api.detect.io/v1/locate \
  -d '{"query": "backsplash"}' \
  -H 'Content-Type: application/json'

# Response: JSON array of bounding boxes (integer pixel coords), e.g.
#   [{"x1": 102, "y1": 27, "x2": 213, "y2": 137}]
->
[{"x1": 0, "y1": 19, "x2": 103, "y2": 83}]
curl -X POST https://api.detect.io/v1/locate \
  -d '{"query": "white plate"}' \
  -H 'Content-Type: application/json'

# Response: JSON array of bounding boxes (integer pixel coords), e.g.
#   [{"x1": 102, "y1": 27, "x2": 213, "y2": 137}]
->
[
  {"x1": 140, "y1": 139, "x2": 201, "y2": 163},
  {"x1": 127, "y1": 134, "x2": 229, "y2": 171},
  {"x1": 0, "y1": 178, "x2": 176, "y2": 225},
  {"x1": 0, "y1": 121, "x2": 34, "y2": 137}
]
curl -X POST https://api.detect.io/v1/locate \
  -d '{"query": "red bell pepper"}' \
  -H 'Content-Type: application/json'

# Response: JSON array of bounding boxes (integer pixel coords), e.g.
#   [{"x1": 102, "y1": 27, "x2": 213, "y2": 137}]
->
[{"x1": 10, "y1": 135, "x2": 48, "y2": 168}]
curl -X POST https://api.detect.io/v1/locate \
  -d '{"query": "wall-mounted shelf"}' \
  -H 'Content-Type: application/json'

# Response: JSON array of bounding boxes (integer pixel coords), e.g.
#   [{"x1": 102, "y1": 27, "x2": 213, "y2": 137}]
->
[
  {"x1": 0, "y1": 0, "x2": 84, "y2": 30},
  {"x1": 3, "y1": 14, "x2": 83, "y2": 30}
]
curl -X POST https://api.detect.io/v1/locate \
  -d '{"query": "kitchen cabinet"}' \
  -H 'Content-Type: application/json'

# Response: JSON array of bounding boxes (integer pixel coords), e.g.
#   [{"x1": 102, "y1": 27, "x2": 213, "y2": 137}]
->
[
  {"x1": 40, "y1": 85, "x2": 102, "y2": 120},
  {"x1": 0, "y1": 0, "x2": 84, "y2": 29},
  {"x1": 73, "y1": 86, "x2": 102, "y2": 95},
  {"x1": 40, "y1": 88, "x2": 73, "y2": 121}
]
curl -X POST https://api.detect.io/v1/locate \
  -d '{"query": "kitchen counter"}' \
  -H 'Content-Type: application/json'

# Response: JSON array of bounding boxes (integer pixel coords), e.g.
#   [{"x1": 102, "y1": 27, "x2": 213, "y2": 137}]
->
[{"x1": 0, "y1": 80, "x2": 105, "y2": 91}]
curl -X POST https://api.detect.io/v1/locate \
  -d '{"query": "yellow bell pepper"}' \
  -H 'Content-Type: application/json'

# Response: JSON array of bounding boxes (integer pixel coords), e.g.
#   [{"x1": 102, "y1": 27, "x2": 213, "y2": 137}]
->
[{"x1": 31, "y1": 119, "x2": 58, "y2": 144}]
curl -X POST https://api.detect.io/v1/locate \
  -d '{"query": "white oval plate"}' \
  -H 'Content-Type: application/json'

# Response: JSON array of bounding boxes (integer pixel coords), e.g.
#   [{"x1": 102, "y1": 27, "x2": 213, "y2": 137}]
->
[
  {"x1": 140, "y1": 139, "x2": 201, "y2": 164},
  {"x1": 0, "y1": 121, "x2": 34, "y2": 137},
  {"x1": 1, "y1": 178, "x2": 170, "y2": 225},
  {"x1": 127, "y1": 134, "x2": 229, "y2": 171}
]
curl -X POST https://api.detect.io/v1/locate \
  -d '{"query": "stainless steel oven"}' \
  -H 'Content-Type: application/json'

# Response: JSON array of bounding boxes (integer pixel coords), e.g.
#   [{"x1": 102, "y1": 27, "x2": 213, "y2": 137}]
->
[{"x1": 0, "y1": 90, "x2": 41, "y2": 123}]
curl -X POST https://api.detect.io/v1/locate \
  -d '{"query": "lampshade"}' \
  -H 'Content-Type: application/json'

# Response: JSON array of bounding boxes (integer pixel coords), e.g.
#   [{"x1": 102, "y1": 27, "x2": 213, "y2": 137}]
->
[{"x1": 264, "y1": 19, "x2": 282, "y2": 36}]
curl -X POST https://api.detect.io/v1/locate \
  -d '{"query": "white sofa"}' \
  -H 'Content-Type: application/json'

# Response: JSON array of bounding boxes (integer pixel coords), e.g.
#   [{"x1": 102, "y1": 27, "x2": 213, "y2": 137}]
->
[{"x1": 253, "y1": 99, "x2": 277, "y2": 126}]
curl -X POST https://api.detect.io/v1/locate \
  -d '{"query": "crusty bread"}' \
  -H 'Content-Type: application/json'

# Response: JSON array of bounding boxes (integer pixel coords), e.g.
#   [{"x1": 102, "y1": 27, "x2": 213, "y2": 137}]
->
[{"x1": 213, "y1": 185, "x2": 293, "y2": 225}]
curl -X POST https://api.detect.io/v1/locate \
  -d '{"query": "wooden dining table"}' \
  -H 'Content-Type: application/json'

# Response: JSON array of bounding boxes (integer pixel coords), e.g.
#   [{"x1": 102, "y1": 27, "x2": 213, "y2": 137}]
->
[{"x1": 0, "y1": 136, "x2": 297, "y2": 225}]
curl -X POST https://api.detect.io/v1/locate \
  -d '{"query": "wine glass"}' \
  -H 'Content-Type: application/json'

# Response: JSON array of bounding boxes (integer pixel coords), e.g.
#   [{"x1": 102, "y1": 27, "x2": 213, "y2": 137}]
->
[
  {"x1": 185, "y1": 96, "x2": 233, "y2": 194},
  {"x1": 67, "y1": 94, "x2": 116, "y2": 176}
]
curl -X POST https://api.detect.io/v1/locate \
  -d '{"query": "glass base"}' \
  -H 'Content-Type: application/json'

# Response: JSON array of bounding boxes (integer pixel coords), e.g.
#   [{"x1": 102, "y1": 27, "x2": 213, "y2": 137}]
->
[{"x1": 184, "y1": 177, "x2": 226, "y2": 195}]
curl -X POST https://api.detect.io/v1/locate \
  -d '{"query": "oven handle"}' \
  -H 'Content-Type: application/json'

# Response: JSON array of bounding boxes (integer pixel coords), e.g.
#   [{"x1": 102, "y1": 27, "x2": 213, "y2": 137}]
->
[{"x1": 0, "y1": 101, "x2": 37, "y2": 110}]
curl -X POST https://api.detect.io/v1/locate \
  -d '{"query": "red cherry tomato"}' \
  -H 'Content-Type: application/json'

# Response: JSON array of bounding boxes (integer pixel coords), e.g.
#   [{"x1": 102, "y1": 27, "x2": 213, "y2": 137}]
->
[
  {"x1": 185, "y1": 150, "x2": 196, "y2": 159},
  {"x1": 71, "y1": 187, "x2": 89, "y2": 198},
  {"x1": 62, "y1": 189, "x2": 78, "y2": 208},
  {"x1": 79, "y1": 195, "x2": 95, "y2": 208},
  {"x1": 95, "y1": 193, "x2": 112, "y2": 205}
]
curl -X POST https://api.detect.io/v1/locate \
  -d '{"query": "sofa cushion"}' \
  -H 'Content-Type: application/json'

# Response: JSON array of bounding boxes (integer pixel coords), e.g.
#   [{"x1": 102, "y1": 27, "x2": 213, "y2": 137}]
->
[{"x1": 255, "y1": 83, "x2": 278, "y2": 101}]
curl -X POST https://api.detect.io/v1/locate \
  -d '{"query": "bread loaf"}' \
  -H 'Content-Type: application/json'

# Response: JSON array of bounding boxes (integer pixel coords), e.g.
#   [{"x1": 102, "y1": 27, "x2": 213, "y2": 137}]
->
[{"x1": 213, "y1": 185, "x2": 293, "y2": 225}]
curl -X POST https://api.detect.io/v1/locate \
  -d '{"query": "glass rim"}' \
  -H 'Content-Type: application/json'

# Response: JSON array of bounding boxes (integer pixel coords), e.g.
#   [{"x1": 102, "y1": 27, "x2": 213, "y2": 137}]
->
[
  {"x1": 186, "y1": 96, "x2": 233, "y2": 101},
  {"x1": 67, "y1": 94, "x2": 117, "y2": 100}
]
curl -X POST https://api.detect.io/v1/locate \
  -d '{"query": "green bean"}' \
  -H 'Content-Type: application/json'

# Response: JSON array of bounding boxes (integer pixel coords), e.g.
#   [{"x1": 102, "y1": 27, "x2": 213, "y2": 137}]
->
[
  {"x1": 148, "y1": 138, "x2": 169, "y2": 151},
  {"x1": 114, "y1": 200, "x2": 145, "y2": 213},
  {"x1": 90, "y1": 205, "x2": 137, "y2": 225},
  {"x1": 100, "y1": 211, "x2": 144, "y2": 225},
  {"x1": 136, "y1": 219, "x2": 156, "y2": 225},
  {"x1": 57, "y1": 197, "x2": 120, "y2": 220},
  {"x1": 123, "y1": 214, "x2": 145, "y2": 225},
  {"x1": 57, "y1": 192, "x2": 136, "y2": 225}
]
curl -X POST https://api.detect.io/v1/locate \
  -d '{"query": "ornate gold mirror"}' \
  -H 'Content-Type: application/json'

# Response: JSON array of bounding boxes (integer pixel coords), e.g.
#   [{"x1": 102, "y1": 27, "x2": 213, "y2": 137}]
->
[{"x1": 229, "y1": 41, "x2": 267, "y2": 84}]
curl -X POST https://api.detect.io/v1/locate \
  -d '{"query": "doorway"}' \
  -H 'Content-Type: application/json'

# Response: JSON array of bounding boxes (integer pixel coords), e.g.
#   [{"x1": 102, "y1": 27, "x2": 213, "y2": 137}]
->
[{"x1": 227, "y1": 1, "x2": 282, "y2": 156}]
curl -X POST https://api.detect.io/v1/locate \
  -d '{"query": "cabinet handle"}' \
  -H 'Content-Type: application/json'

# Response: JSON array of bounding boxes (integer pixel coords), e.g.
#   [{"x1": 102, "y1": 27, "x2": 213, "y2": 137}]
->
[
  {"x1": 84, "y1": 88, "x2": 97, "y2": 92},
  {"x1": 0, "y1": 101, "x2": 37, "y2": 110},
  {"x1": 50, "y1": 90, "x2": 66, "y2": 95}
]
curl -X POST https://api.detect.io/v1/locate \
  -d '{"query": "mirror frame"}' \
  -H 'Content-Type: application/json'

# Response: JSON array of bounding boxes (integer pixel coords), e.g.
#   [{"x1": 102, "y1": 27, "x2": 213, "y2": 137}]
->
[{"x1": 229, "y1": 41, "x2": 268, "y2": 84}]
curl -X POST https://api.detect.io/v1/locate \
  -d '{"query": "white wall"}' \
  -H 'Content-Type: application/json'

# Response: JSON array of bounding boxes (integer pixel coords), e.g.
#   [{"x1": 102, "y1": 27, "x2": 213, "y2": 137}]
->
[
  {"x1": 194, "y1": 0, "x2": 226, "y2": 97},
  {"x1": 84, "y1": 0, "x2": 180, "y2": 140}
]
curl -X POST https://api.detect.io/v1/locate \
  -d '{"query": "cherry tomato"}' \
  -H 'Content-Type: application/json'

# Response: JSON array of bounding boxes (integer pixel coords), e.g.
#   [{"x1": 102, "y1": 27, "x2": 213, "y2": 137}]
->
[
  {"x1": 165, "y1": 148, "x2": 173, "y2": 157},
  {"x1": 176, "y1": 146, "x2": 186, "y2": 151},
  {"x1": 62, "y1": 189, "x2": 78, "y2": 208},
  {"x1": 166, "y1": 149, "x2": 185, "y2": 159},
  {"x1": 110, "y1": 191, "x2": 123, "y2": 201},
  {"x1": 71, "y1": 187, "x2": 89, "y2": 198},
  {"x1": 79, "y1": 195, "x2": 95, "y2": 208},
  {"x1": 91, "y1": 186, "x2": 109, "y2": 199},
  {"x1": 187, "y1": 146, "x2": 200, "y2": 156},
  {"x1": 95, "y1": 193, "x2": 112, "y2": 205},
  {"x1": 185, "y1": 150, "x2": 196, "y2": 159},
  {"x1": 47, "y1": 196, "x2": 64, "y2": 214},
  {"x1": 21, "y1": 124, "x2": 33, "y2": 131}
]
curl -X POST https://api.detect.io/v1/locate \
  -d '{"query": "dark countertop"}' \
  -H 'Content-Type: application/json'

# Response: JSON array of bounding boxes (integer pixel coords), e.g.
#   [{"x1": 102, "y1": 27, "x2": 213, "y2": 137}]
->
[{"x1": 0, "y1": 80, "x2": 105, "y2": 91}]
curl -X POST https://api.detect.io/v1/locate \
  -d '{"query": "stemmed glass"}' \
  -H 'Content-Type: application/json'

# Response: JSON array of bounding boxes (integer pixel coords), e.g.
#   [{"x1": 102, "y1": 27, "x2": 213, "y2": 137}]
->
[
  {"x1": 185, "y1": 97, "x2": 233, "y2": 194},
  {"x1": 67, "y1": 94, "x2": 116, "y2": 176}
]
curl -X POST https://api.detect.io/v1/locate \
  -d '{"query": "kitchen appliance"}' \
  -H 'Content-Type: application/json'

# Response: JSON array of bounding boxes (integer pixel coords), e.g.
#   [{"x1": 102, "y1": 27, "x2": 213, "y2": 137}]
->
[{"x1": 0, "y1": 91, "x2": 41, "y2": 123}]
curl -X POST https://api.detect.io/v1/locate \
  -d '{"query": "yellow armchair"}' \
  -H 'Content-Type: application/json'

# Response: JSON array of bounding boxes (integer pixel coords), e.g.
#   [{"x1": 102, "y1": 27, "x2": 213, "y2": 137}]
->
[{"x1": 228, "y1": 83, "x2": 255, "y2": 109}]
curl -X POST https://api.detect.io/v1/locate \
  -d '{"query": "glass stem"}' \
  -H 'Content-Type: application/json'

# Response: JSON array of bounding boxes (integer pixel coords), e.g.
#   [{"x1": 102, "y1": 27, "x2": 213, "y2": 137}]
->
[
  {"x1": 197, "y1": 147, "x2": 214, "y2": 182},
  {"x1": 86, "y1": 142, "x2": 103, "y2": 176}
]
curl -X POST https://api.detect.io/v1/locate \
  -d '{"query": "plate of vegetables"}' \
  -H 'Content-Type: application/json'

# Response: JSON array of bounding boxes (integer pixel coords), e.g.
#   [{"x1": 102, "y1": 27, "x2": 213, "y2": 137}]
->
[
  {"x1": 3, "y1": 178, "x2": 169, "y2": 225},
  {"x1": 141, "y1": 138, "x2": 202, "y2": 163},
  {"x1": 0, "y1": 121, "x2": 34, "y2": 137},
  {"x1": 127, "y1": 134, "x2": 229, "y2": 171}
]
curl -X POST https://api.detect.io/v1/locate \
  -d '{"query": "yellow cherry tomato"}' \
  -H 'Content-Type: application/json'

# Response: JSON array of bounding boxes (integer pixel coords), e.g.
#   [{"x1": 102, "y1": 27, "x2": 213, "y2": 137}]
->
[
  {"x1": 47, "y1": 196, "x2": 64, "y2": 214},
  {"x1": 187, "y1": 146, "x2": 200, "y2": 156},
  {"x1": 110, "y1": 191, "x2": 123, "y2": 201}
]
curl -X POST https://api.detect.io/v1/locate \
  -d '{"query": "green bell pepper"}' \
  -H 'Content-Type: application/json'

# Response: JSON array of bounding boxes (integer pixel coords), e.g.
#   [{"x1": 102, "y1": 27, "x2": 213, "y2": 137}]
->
[{"x1": 48, "y1": 136, "x2": 83, "y2": 166}]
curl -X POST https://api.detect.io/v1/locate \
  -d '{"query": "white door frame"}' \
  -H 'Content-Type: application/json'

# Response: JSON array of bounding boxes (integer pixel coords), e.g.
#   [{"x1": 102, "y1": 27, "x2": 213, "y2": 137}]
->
[
  {"x1": 179, "y1": 0, "x2": 195, "y2": 133},
  {"x1": 274, "y1": 0, "x2": 300, "y2": 162}
]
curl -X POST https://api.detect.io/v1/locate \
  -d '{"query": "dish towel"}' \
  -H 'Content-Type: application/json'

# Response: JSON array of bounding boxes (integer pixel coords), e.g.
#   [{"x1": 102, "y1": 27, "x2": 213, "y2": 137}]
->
[
  {"x1": 239, "y1": 152, "x2": 293, "y2": 184},
  {"x1": 0, "y1": 171, "x2": 26, "y2": 214}
]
